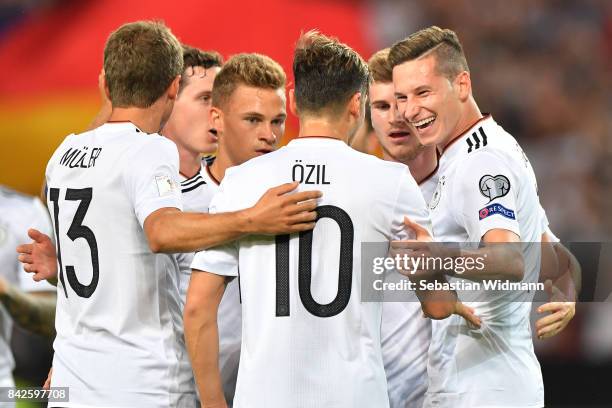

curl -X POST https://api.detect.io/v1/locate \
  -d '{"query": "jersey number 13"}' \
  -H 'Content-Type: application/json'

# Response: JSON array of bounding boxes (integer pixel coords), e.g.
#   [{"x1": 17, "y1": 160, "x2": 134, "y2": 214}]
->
[{"x1": 49, "y1": 187, "x2": 99, "y2": 298}]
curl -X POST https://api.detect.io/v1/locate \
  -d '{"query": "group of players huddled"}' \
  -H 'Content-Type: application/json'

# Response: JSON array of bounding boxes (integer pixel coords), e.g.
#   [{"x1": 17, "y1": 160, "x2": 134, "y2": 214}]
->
[{"x1": 5, "y1": 20, "x2": 580, "y2": 408}]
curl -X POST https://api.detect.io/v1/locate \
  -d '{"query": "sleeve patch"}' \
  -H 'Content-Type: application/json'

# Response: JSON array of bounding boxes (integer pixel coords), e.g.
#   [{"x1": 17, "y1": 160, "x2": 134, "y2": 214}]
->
[
  {"x1": 479, "y1": 203, "x2": 515, "y2": 220},
  {"x1": 479, "y1": 174, "x2": 510, "y2": 202},
  {"x1": 155, "y1": 175, "x2": 178, "y2": 197}
]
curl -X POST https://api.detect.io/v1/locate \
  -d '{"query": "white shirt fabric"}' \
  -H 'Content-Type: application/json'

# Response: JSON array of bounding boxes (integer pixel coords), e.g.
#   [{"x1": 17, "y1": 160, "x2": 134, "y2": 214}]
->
[
  {"x1": 423, "y1": 116, "x2": 544, "y2": 408},
  {"x1": 192, "y1": 137, "x2": 431, "y2": 408},
  {"x1": 0, "y1": 187, "x2": 55, "y2": 388},
  {"x1": 45, "y1": 122, "x2": 196, "y2": 408},
  {"x1": 175, "y1": 160, "x2": 242, "y2": 404},
  {"x1": 381, "y1": 172, "x2": 438, "y2": 408}
]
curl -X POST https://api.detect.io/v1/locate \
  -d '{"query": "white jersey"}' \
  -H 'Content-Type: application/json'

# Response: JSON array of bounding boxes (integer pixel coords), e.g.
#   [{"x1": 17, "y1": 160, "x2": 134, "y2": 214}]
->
[
  {"x1": 45, "y1": 122, "x2": 195, "y2": 408},
  {"x1": 192, "y1": 137, "x2": 431, "y2": 408},
  {"x1": 175, "y1": 160, "x2": 242, "y2": 403},
  {"x1": 0, "y1": 187, "x2": 55, "y2": 386},
  {"x1": 381, "y1": 172, "x2": 438, "y2": 408},
  {"x1": 424, "y1": 116, "x2": 544, "y2": 408}
]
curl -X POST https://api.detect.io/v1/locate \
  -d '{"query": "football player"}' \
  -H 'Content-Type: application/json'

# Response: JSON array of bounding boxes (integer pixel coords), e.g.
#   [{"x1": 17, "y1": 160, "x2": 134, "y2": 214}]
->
[{"x1": 186, "y1": 30, "x2": 464, "y2": 408}]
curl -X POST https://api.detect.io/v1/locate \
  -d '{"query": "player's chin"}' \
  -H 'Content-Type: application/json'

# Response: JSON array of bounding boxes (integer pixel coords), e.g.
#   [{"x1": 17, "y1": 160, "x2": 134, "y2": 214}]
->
[{"x1": 200, "y1": 143, "x2": 218, "y2": 155}]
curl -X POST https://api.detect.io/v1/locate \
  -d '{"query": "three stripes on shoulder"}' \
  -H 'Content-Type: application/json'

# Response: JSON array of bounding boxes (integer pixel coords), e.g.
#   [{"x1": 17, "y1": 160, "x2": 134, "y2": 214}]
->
[{"x1": 466, "y1": 127, "x2": 488, "y2": 153}]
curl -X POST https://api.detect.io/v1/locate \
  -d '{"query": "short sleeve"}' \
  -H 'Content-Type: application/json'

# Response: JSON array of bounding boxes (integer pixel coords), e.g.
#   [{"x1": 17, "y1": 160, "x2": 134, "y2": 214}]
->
[
  {"x1": 190, "y1": 185, "x2": 238, "y2": 277},
  {"x1": 391, "y1": 171, "x2": 433, "y2": 241},
  {"x1": 455, "y1": 151, "x2": 520, "y2": 241},
  {"x1": 18, "y1": 198, "x2": 56, "y2": 293},
  {"x1": 123, "y1": 137, "x2": 183, "y2": 227}
]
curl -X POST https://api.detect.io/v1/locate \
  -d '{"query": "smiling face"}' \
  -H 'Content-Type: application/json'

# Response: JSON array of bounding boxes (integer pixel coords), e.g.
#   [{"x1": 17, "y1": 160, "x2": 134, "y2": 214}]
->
[
  {"x1": 369, "y1": 80, "x2": 424, "y2": 162},
  {"x1": 392, "y1": 53, "x2": 465, "y2": 148},
  {"x1": 163, "y1": 66, "x2": 220, "y2": 155},
  {"x1": 213, "y1": 84, "x2": 287, "y2": 166}
]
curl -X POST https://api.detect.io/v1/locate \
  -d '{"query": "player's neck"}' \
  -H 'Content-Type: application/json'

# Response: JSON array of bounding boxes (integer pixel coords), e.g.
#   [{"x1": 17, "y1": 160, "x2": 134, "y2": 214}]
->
[
  {"x1": 406, "y1": 145, "x2": 438, "y2": 184},
  {"x1": 297, "y1": 117, "x2": 349, "y2": 143},
  {"x1": 160, "y1": 129, "x2": 203, "y2": 179},
  {"x1": 177, "y1": 149, "x2": 202, "y2": 179},
  {"x1": 439, "y1": 98, "x2": 482, "y2": 152},
  {"x1": 208, "y1": 150, "x2": 231, "y2": 184},
  {"x1": 108, "y1": 107, "x2": 164, "y2": 134}
]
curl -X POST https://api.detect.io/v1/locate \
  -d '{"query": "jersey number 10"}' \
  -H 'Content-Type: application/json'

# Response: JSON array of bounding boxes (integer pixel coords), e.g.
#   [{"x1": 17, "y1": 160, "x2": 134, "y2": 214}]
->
[
  {"x1": 275, "y1": 205, "x2": 354, "y2": 318},
  {"x1": 49, "y1": 187, "x2": 99, "y2": 298}
]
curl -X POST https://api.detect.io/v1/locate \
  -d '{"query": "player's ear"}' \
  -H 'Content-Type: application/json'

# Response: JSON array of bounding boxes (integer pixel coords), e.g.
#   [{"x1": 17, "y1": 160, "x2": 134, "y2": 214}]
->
[
  {"x1": 348, "y1": 92, "x2": 362, "y2": 118},
  {"x1": 210, "y1": 106, "x2": 223, "y2": 133},
  {"x1": 455, "y1": 71, "x2": 471, "y2": 102},
  {"x1": 288, "y1": 89, "x2": 298, "y2": 116},
  {"x1": 167, "y1": 75, "x2": 181, "y2": 101}
]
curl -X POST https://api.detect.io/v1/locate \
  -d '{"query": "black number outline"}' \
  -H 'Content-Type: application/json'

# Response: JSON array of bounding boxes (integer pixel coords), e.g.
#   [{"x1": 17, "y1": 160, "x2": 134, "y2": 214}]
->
[
  {"x1": 275, "y1": 205, "x2": 353, "y2": 318},
  {"x1": 49, "y1": 187, "x2": 100, "y2": 298}
]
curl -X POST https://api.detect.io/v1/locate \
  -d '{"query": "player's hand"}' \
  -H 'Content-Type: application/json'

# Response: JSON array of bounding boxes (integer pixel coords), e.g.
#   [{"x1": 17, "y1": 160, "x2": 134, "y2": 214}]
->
[
  {"x1": 403, "y1": 216, "x2": 432, "y2": 242},
  {"x1": 43, "y1": 367, "x2": 52, "y2": 390},
  {"x1": 453, "y1": 302, "x2": 481, "y2": 329},
  {"x1": 16, "y1": 229, "x2": 58, "y2": 282},
  {"x1": 535, "y1": 280, "x2": 575, "y2": 339},
  {"x1": 0, "y1": 276, "x2": 7, "y2": 296},
  {"x1": 244, "y1": 182, "x2": 322, "y2": 234}
]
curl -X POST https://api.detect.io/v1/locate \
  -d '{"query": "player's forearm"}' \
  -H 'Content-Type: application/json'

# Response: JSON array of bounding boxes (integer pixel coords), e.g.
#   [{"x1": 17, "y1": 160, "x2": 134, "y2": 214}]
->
[
  {"x1": 454, "y1": 244, "x2": 524, "y2": 282},
  {"x1": 415, "y1": 277, "x2": 458, "y2": 320},
  {"x1": 0, "y1": 286, "x2": 55, "y2": 337},
  {"x1": 554, "y1": 242, "x2": 581, "y2": 298},
  {"x1": 184, "y1": 309, "x2": 226, "y2": 407},
  {"x1": 147, "y1": 210, "x2": 251, "y2": 253}
]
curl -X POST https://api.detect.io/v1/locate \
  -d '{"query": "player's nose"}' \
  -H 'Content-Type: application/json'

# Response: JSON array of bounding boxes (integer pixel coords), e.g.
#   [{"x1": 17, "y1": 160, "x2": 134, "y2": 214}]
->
[
  {"x1": 259, "y1": 125, "x2": 277, "y2": 145},
  {"x1": 391, "y1": 103, "x2": 405, "y2": 125}
]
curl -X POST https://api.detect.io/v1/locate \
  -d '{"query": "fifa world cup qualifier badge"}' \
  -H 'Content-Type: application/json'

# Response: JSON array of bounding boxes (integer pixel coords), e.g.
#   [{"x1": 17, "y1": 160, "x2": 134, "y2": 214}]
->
[
  {"x1": 479, "y1": 174, "x2": 510, "y2": 202},
  {"x1": 478, "y1": 175, "x2": 515, "y2": 220},
  {"x1": 155, "y1": 175, "x2": 178, "y2": 197}
]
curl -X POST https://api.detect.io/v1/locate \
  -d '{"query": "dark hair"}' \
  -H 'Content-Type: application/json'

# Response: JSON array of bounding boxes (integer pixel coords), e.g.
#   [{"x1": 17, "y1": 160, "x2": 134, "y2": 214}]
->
[
  {"x1": 179, "y1": 45, "x2": 224, "y2": 93},
  {"x1": 293, "y1": 30, "x2": 369, "y2": 116},
  {"x1": 388, "y1": 26, "x2": 469, "y2": 80},
  {"x1": 104, "y1": 20, "x2": 183, "y2": 108}
]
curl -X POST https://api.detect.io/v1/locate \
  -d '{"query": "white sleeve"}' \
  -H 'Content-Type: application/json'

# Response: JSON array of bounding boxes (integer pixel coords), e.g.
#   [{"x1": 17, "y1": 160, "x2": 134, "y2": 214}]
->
[
  {"x1": 454, "y1": 151, "x2": 521, "y2": 241},
  {"x1": 18, "y1": 198, "x2": 56, "y2": 293},
  {"x1": 391, "y1": 171, "x2": 432, "y2": 241},
  {"x1": 536, "y1": 203, "x2": 561, "y2": 242},
  {"x1": 123, "y1": 137, "x2": 183, "y2": 227},
  {"x1": 190, "y1": 185, "x2": 238, "y2": 277}
]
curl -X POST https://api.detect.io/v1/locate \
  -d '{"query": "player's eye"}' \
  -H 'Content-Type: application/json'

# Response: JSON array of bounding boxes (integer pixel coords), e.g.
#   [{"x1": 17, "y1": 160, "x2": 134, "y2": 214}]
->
[
  {"x1": 200, "y1": 95, "x2": 211, "y2": 102},
  {"x1": 272, "y1": 118, "x2": 285, "y2": 126},
  {"x1": 245, "y1": 117, "x2": 261, "y2": 124},
  {"x1": 417, "y1": 90, "x2": 430, "y2": 97},
  {"x1": 373, "y1": 103, "x2": 390, "y2": 111},
  {"x1": 395, "y1": 95, "x2": 407, "y2": 102}
]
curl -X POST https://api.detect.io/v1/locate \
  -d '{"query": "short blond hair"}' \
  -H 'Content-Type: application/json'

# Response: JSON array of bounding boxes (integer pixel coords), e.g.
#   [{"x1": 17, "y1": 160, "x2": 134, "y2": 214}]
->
[
  {"x1": 212, "y1": 53, "x2": 286, "y2": 108},
  {"x1": 368, "y1": 48, "x2": 392, "y2": 84},
  {"x1": 104, "y1": 21, "x2": 183, "y2": 108},
  {"x1": 388, "y1": 26, "x2": 469, "y2": 80}
]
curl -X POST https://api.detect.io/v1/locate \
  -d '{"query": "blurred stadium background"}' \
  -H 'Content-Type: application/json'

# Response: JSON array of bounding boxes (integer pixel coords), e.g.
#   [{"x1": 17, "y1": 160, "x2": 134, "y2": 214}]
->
[{"x1": 0, "y1": 0, "x2": 610, "y2": 407}]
